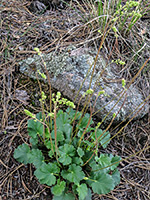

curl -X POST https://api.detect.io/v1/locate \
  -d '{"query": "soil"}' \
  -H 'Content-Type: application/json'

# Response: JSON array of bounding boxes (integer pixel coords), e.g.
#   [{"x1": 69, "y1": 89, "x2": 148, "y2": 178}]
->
[{"x1": 0, "y1": 0, "x2": 150, "y2": 200}]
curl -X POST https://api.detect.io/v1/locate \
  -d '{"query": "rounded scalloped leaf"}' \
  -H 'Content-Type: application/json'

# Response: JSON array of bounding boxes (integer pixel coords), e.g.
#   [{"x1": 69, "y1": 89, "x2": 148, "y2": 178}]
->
[
  {"x1": 36, "y1": 112, "x2": 43, "y2": 120},
  {"x1": 53, "y1": 192, "x2": 75, "y2": 200},
  {"x1": 111, "y1": 169, "x2": 120, "y2": 186},
  {"x1": 91, "y1": 173, "x2": 115, "y2": 194},
  {"x1": 92, "y1": 129, "x2": 110, "y2": 149},
  {"x1": 29, "y1": 137, "x2": 38, "y2": 146},
  {"x1": 77, "y1": 147, "x2": 85, "y2": 157},
  {"x1": 61, "y1": 124, "x2": 72, "y2": 141},
  {"x1": 51, "y1": 129, "x2": 64, "y2": 142},
  {"x1": 77, "y1": 113, "x2": 93, "y2": 130},
  {"x1": 13, "y1": 143, "x2": 31, "y2": 164},
  {"x1": 34, "y1": 163, "x2": 59, "y2": 186},
  {"x1": 99, "y1": 131, "x2": 110, "y2": 148},
  {"x1": 51, "y1": 181, "x2": 66, "y2": 196},
  {"x1": 27, "y1": 118, "x2": 44, "y2": 139},
  {"x1": 58, "y1": 144, "x2": 75, "y2": 165},
  {"x1": 97, "y1": 153, "x2": 111, "y2": 169},
  {"x1": 110, "y1": 156, "x2": 121, "y2": 170},
  {"x1": 72, "y1": 157, "x2": 83, "y2": 165},
  {"x1": 56, "y1": 110, "x2": 70, "y2": 128},
  {"x1": 77, "y1": 184, "x2": 88, "y2": 200},
  {"x1": 84, "y1": 188, "x2": 92, "y2": 200},
  {"x1": 29, "y1": 149, "x2": 44, "y2": 168},
  {"x1": 61, "y1": 164, "x2": 85, "y2": 185}
]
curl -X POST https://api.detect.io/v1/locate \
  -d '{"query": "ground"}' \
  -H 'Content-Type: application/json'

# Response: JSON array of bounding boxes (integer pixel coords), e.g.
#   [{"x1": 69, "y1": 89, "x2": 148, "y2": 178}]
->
[{"x1": 0, "y1": 0, "x2": 150, "y2": 199}]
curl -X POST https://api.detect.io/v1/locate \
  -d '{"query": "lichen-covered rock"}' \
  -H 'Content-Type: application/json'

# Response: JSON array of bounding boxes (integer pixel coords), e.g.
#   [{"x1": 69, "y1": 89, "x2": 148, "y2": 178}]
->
[{"x1": 19, "y1": 46, "x2": 149, "y2": 124}]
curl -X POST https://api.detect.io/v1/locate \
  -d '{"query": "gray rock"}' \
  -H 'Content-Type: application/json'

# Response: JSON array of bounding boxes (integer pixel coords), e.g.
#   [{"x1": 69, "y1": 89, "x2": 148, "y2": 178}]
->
[{"x1": 19, "y1": 46, "x2": 149, "y2": 124}]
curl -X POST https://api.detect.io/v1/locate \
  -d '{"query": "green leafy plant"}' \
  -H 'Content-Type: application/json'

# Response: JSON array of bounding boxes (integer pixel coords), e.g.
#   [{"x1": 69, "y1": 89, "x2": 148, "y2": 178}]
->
[
  {"x1": 13, "y1": 46, "x2": 122, "y2": 199},
  {"x1": 14, "y1": 94, "x2": 121, "y2": 200}
]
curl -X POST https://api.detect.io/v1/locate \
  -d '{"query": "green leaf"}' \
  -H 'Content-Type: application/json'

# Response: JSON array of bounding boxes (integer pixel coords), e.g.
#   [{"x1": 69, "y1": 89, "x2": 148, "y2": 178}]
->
[
  {"x1": 61, "y1": 164, "x2": 85, "y2": 185},
  {"x1": 77, "y1": 147, "x2": 85, "y2": 157},
  {"x1": 53, "y1": 191, "x2": 75, "y2": 200},
  {"x1": 66, "y1": 107, "x2": 81, "y2": 120},
  {"x1": 34, "y1": 162, "x2": 59, "y2": 186},
  {"x1": 61, "y1": 124, "x2": 72, "y2": 141},
  {"x1": 14, "y1": 144, "x2": 31, "y2": 164},
  {"x1": 71, "y1": 137, "x2": 78, "y2": 147},
  {"x1": 44, "y1": 139, "x2": 55, "y2": 150},
  {"x1": 92, "y1": 129, "x2": 110, "y2": 148},
  {"x1": 99, "y1": 131, "x2": 110, "y2": 148},
  {"x1": 110, "y1": 156, "x2": 121, "y2": 170},
  {"x1": 91, "y1": 129, "x2": 102, "y2": 140},
  {"x1": 45, "y1": 128, "x2": 50, "y2": 138},
  {"x1": 96, "y1": 154, "x2": 121, "y2": 172},
  {"x1": 111, "y1": 169, "x2": 120, "y2": 186},
  {"x1": 97, "y1": 154, "x2": 111, "y2": 170},
  {"x1": 36, "y1": 112, "x2": 43, "y2": 120},
  {"x1": 77, "y1": 113, "x2": 93, "y2": 130},
  {"x1": 56, "y1": 110, "x2": 70, "y2": 127},
  {"x1": 89, "y1": 161, "x2": 106, "y2": 175},
  {"x1": 77, "y1": 130, "x2": 83, "y2": 138},
  {"x1": 45, "y1": 141, "x2": 55, "y2": 158},
  {"x1": 91, "y1": 173, "x2": 115, "y2": 194},
  {"x1": 27, "y1": 113, "x2": 44, "y2": 139},
  {"x1": 84, "y1": 188, "x2": 92, "y2": 200},
  {"x1": 77, "y1": 184, "x2": 88, "y2": 200},
  {"x1": 58, "y1": 144, "x2": 75, "y2": 165},
  {"x1": 51, "y1": 129, "x2": 64, "y2": 142},
  {"x1": 29, "y1": 137, "x2": 38, "y2": 146},
  {"x1": 51, "y1": 180, "x2": 66, "y2": 196},
  {"x1": 82, "y1": 151, "x2": 94, "y2": 164},
  {"x1": 72, "y1": 157, "x2": 83, "y2": 165},
  {"x1": 29, "y1": 149, "x2": 44, "y2": 168},
  {"x1": 48, "y1": 150, "x2": 54, "y2": 158}
]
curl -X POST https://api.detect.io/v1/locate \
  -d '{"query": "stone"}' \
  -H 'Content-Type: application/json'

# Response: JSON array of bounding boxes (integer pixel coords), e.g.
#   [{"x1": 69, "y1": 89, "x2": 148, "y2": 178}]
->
[{"x1": 19, "y1": 46, "x2": 149, "y2": 124}]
